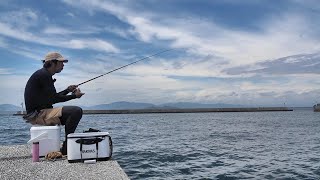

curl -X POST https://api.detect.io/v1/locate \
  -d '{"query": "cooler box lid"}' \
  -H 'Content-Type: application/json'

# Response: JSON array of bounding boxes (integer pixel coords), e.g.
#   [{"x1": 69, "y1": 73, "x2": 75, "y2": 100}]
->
[
  {"x1": 31, "y1": 125, "x2": 60, "y2": 130},
  {"x1": 67, "y1": 132, "x2": 109, "y2": 138}
]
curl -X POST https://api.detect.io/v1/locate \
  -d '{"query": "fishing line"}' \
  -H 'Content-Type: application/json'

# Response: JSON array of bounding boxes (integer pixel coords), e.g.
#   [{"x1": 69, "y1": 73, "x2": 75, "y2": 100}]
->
[{"x1": 77, "y1": 49, "x2": 173, "y2": 86}]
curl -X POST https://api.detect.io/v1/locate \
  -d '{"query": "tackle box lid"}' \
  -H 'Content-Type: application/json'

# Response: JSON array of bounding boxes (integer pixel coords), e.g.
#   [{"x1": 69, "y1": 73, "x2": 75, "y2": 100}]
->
[{"x1": 67, "y1": 132, "x2": 109, "y2": 138}]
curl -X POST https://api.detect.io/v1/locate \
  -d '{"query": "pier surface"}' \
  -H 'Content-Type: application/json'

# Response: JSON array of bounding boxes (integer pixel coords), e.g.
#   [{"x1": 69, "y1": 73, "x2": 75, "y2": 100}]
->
[{"x1": 0, "y1": 145, "x2": 129, "y2": 180}]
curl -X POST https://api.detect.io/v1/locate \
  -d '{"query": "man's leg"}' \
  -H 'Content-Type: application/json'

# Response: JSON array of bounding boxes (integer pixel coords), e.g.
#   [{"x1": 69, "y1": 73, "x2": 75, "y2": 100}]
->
[{"x1": 59, "y1": 106, "x2": 83, "y2": 155}]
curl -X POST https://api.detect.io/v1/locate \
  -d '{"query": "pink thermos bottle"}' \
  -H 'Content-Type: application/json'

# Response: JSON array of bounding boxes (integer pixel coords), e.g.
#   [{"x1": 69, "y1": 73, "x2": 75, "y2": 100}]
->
[{"x1": 32, "y1": 142, "x2": 39, "y2": 162}]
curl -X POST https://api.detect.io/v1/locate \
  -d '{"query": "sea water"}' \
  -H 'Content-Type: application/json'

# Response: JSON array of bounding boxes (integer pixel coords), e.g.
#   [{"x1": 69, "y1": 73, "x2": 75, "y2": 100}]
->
[{"x1": 0, "y1": 110, "x2": 319, "y2": 179}]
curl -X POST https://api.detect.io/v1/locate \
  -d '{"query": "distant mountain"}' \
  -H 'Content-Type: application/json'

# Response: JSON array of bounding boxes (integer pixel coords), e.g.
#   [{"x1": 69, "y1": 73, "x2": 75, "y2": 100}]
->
[
  {"x1": 85, "y1": 101, "x2": 244, "y2": 110},
  {"x1": 86, "y1": 101, "x2": 156, "y2": 110},
  {"x1": 0, "y1": 104, "x2": 21, "y2": 111}
]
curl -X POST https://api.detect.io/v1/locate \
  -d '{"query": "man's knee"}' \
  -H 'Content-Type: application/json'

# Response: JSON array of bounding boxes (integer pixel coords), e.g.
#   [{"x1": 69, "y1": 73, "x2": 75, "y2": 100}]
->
[
  {"x1": 76, "y1": 107, "x2": 83, "y2": 119},
  {"x1": 62, "y1": 106, "x2": 83, "y2": 118},
  {"x1": 74, "y1": 106, "x2": 83, "y2": 115},
  {"x1": 70, "y1": 106, "x2": 82, "y2": 120}
]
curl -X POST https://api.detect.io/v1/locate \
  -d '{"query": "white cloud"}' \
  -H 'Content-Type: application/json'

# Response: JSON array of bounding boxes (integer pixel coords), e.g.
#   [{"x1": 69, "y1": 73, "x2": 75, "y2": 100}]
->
[
  {"x1": 0, "y1": 21, "x2": 119, "y2": 53},
  {"x1": 0, "y1": 9, "x2": 119, "y2": 53},
  {"x1": 62, "y1": 0, "x2": 320, "y2": 67},
  {"x1": 0, "y1": 39, "x2": 43, "y2": 60},
  {"x1": 0, "y1": 8, "x2": 38, "y2": 29},
  {"x1": 104, "y1": 26, "x2": 132, "y2": 39},
  {"x1": 66, "y1": 12, "x2": 75, "y2": 18},
  {"x1": 0, "y1": 68, "x2": 13, "y2": 75},
  {"x1": 9, "y1": 48, "x2": 42, "y2": 60},
  {"x1": 131, "y1": 14, "x2": 319, "y2": 67},
  {"x1": 62, "y1": 39, "x2": 119, "y2": 52},
  {"x1": 0, "y1": 21, "x2": 38, "y2": 41},
  {"x1": 43, "y1": 26, "x2": 101, "y2": 35}
]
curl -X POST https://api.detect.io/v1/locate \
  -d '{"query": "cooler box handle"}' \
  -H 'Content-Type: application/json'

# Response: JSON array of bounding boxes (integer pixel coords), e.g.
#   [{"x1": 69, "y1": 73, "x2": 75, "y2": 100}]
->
[{"x1": 76, "y1": 137, "x2": 103, "y2": 145}]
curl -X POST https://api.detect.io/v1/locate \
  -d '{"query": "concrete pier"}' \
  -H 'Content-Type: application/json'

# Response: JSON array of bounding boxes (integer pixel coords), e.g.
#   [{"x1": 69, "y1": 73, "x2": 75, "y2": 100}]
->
[{"x1": 0, "y1": 145, "x2": 129, "y2": 180}]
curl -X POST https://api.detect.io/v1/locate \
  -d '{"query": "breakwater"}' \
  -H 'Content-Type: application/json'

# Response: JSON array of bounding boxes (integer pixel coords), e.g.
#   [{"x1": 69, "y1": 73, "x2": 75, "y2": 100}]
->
[
  {"x1": 82, "y1": 107, "x2": 292, "y2": 114},
  {"x1": 14, "y1": 107, "x2": 292, "y2": 115}
]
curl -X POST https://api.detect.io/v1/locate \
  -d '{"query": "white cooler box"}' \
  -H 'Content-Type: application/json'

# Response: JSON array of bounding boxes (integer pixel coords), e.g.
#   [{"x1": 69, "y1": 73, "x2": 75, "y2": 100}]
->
[
  {"x1": 67, "y1": 132, "x2": 113, "y2": 163},
  {"x1": 30, "y1": 125, "x2": 61, "y2": 157}
]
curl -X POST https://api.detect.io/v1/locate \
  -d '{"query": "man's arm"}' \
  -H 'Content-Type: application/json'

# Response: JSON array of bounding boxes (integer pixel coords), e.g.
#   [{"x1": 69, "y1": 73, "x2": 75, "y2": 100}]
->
[
  {"x1": 58, "y1": 85, "x2": 78, "y2": 95},
  {"x1": 40, "y1": 75, "x2": 77, "y2": 104},
  {"x1": 58, "y1": 89, "x2": 69, "y2": 95},
  {"x1": 51, "y1": 92, "x2": 77, "y2": 104},
  {"x1": 50, "y1": 86, "x2": 84, "y2": 104}
]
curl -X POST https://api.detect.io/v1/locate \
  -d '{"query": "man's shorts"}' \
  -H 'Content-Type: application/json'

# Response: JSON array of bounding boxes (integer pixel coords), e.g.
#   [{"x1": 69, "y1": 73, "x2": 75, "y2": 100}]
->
[{"x1": 24, "y1": 107, "x2": 62, "y2": 126}]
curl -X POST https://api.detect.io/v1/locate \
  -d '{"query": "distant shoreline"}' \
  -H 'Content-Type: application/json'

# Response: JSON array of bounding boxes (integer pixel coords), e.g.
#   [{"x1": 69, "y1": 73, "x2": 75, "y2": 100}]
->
[{"x1": 13, "y1": 107, "x2": 293, "y2": 115}]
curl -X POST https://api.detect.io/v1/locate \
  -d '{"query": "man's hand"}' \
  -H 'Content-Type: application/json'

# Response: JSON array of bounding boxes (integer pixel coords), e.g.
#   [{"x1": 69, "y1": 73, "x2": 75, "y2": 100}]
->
[
  {"x1": 67, "y1": 85, "x2": 78, "y2": 93},
  {"x1": 73, "y1": 88, "x2": 85, "y2": 98}
]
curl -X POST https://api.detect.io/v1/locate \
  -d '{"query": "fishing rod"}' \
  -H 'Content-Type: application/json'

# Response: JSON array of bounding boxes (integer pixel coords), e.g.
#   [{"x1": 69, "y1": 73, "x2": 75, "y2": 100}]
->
[{"x1": 77, "y1": 49, "x2": 173, "y2": 86}]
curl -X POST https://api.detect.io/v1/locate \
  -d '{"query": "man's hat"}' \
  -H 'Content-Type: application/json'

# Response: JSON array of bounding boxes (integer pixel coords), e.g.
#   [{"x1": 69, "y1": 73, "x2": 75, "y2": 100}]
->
[{"x1": 43, "y1": 52, "x2": 68, "y2": 63}]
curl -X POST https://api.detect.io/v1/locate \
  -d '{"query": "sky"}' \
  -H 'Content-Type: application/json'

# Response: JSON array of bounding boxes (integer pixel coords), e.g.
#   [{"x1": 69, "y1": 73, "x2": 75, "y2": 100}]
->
[{"x1": 0, "y1": 0, "x2": 320, "y2": 107}]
